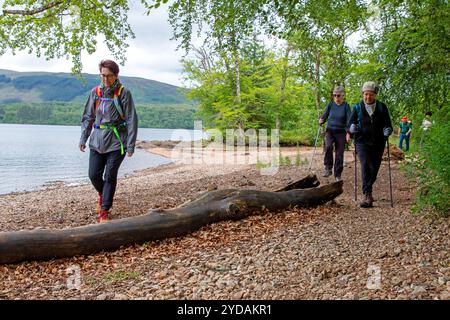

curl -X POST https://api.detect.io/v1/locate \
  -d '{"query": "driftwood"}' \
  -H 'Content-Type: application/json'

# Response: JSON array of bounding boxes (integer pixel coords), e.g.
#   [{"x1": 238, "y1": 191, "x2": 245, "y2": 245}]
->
[
  {"x1": 0, "y1": 174, "x2": 342, "y2": 264},
  {"x1": 383, "y1": 144, "x2": 405, "y2": 161}
]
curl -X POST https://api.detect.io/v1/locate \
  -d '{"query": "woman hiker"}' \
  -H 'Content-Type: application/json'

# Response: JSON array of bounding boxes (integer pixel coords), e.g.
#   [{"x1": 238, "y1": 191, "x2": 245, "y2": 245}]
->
[
  {"x1": 319, "y1": 85, "x2": 351, "y2": 182},
  {"x1": 79, "y1": 60, "x2": 138, "y2": 223},
  {"x1": 348, "y1": 81, "x2": 393, "y2": 208}
]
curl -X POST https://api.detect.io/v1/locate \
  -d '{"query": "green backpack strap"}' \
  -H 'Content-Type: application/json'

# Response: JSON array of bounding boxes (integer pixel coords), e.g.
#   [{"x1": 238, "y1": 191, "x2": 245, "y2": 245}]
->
[{"x1": 113, "y1": 85, "x2": 125, "y2": 120}]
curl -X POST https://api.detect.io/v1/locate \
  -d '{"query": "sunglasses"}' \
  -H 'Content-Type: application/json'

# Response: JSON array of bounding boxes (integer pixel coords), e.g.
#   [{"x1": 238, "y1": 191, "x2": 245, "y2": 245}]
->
[
  {"x1": 100, "y1": 74, "x2": 116, "y2": 79},
  {"x1": 333, "y1": 94, "x2": 343, "y2": 97}
]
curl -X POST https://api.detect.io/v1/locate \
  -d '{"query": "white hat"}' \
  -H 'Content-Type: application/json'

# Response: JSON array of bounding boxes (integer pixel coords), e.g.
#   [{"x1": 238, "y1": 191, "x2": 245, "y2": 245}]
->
[
  {"x1": 333, "y1": 85, "x2": 345, "y2": 94},
  {"x1": 362, "y1": 81, "x2": 378, "y2": 93}
]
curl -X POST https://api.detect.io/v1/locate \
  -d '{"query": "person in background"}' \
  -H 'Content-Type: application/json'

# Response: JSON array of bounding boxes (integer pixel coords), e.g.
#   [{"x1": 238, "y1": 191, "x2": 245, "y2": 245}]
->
[
  {"x1": 420, "y1": 111, "x2": 433, "y2": 147},
  {"x1": 318, "y1": 85, "x2": 351, "y2": 182},
  {"x1": 398, "y1": 116, "x2": 412, "y2": 151},
  {"x1": 79, "y1": 60, "x2": 138, "y2": 223},
  {"x1": 421, "y1": 111, "x2": 433, "y2": 131},
  {"x1": 348, "y1": 81, "x2": 393, "y2": 208}
]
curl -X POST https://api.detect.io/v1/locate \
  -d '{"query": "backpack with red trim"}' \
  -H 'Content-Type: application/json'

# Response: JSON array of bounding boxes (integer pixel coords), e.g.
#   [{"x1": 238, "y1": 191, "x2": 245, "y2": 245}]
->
[{"x1": 93, "y1": 85, "x2": 125, "y2": 120}]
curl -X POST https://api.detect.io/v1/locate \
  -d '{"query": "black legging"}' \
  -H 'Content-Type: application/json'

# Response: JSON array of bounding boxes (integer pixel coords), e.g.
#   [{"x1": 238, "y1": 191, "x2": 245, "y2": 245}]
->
[{"x1": 88, "y1": 149, "x2": 125, "y2": 210}]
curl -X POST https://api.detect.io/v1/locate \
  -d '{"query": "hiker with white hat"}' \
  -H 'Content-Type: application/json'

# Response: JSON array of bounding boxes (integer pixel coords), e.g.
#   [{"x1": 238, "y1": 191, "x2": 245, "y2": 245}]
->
[{"x1": 347, "y1": 81, "x2": 393, "y2": 208}]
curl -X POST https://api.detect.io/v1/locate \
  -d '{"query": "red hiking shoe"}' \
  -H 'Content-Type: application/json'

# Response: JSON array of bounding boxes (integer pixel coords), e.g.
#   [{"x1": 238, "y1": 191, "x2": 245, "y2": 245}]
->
[{"x1": 97, "y1": 209, "x2": 110, "y2": 223}]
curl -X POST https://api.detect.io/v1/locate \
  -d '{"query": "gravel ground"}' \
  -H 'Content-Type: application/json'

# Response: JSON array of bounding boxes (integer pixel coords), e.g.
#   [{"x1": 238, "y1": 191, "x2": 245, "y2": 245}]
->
[{"x1": 0, "y1": 146, "x2": 448, "y2": 300}]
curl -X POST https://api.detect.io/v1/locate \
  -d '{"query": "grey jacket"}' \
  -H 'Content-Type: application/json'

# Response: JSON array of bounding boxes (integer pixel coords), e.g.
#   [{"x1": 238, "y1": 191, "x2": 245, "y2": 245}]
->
[{"x1": 79, "y1": 82, "x2": 138, "y2": 154}]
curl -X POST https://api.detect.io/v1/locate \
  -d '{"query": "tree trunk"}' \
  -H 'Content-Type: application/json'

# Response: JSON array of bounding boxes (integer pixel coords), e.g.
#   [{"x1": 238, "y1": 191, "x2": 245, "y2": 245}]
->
[
  {"x1": 277, "y1": 46, "x2": 291, "y2": 131},
  {"x1": 314, "y1": 49, "x2": 321, "y2": 118},
  {"x1": 0, "y1": 175, "x2": 342, "y2": 264}
]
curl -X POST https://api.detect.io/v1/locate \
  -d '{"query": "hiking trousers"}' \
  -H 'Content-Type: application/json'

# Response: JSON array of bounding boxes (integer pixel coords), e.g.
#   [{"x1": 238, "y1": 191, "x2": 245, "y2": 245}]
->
[
  {"x1": 324, "y1": 131, "x2": 346, "y2": 178},
  {"x1": 88, "y1": 149, "x2": 125, "y2": 210},
  {"x1": 355, "y1": 141, "x2": 385, "y2": 195}
]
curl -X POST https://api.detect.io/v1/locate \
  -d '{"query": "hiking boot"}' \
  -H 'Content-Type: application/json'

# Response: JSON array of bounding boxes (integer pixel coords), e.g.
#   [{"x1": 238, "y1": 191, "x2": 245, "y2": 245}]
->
[
  {"x1": 322, "y1": 169, "x2": 332, "y2": 177},
  {"x1": 97, "y1": 209, "x2": 110, "y2": 223},
  {"x1": 335, "y1": 176, "x2": 342, "y2": 182},
  {"x1": 96, "y1": 193, "x2": 103, "y2": 214},
  {"x1": 360, "y1": 193, "x2": 373, "y2": 208}
]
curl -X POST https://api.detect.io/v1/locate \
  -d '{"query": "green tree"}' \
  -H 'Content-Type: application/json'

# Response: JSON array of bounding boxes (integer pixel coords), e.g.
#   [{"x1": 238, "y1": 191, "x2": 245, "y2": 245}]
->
[
  {"x1": 366, "y1": 0, "x2": 449, "y2": 117},
  {"x1": 0, "y1": 0, "x2": 137, "y2": 74}
]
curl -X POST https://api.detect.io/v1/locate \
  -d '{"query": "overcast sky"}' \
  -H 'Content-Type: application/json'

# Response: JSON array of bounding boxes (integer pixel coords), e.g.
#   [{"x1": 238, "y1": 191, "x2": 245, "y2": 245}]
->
[{"x1": 0, "y1": 2, "x2": 188, "y2": 87}]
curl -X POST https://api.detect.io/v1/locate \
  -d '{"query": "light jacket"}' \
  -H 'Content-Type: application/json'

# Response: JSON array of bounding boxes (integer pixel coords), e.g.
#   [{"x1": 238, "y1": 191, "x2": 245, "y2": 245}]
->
[{"x1": 79, "y1": 81, "x2": 138, "y2": 154}]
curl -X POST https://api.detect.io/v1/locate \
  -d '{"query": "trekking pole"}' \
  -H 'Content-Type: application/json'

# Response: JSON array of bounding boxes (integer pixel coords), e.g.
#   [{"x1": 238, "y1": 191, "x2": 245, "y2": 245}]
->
[
  {"x1": 308, "y1": 125, "x2": 322, "y2": 173},
  {"x1": 386, "y1": 138, "x2": 394, "y2": 208},
  {"x1": 354, "y1": 144, "x2": 357, "y2": 202}
]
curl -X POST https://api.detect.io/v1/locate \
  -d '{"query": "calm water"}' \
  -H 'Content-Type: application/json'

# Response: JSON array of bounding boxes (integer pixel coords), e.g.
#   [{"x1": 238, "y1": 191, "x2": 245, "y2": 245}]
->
[{"x1": 0, "y1": 124, "x2": 201, "y2": 195}]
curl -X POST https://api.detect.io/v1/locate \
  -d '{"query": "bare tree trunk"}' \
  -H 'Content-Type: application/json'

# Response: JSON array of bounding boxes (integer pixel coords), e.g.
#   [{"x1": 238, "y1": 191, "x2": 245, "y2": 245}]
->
[
  {"x1": 231, "y1": 31, "x2": 244, "y2": 136},
  {"x1": 193, "y1": 45, "x2": 214, "y2": 71},
  {"x1": 234, "y1": 54, "x2": 241, "y2": 104},
  {"x1": 314, "y1": 49, "x2": 321, "y2": 118},
  {"x1": 0, "y1": 175, "x2": 342, "y2": 264},
  {"x1": 277, "y1": 46, "x2": 291, "y2": 131}
]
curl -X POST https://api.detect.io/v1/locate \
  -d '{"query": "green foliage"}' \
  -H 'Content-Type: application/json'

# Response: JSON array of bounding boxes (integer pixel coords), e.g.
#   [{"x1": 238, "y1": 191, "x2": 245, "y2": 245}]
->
[
  {"x1": 0, "y1": 102, "x2": 197, "y2": 129},
  {"x1": 364, "y1": 0, "x2": 449, "y2": 118},
  {"x1": 183, "y1": 39, "x2": 321, "y2": 144},
  {"x1": 104, "y1": 270, "x2": 141, "y2": 282},
  {"x1": 408, "y1": 107, "x2": 449, "y2": 216},
  {"x1": 136, "y1": 104, "x2": 198, "y2": 129},
  {"x1": 279, "y1": 130, "x2": 314, "y2": 147},
  {"x1": 361, "y1": 0, "x2": 449, "y2": 217},
  {"x1": 0, "y1": 0, "x2": 137, "y2": 74}
]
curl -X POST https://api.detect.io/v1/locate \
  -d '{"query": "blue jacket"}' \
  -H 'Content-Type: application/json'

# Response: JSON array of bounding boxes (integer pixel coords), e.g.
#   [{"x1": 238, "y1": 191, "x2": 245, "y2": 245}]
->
[{"x1": 320, "y1": 101, "x2": 351, "y2": 133}]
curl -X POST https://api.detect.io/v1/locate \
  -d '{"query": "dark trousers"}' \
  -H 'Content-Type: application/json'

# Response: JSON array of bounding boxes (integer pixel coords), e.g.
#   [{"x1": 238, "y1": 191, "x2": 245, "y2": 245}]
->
[
  {"x1": 324, "y1": 131, "x2": 346, "y2": 177},
  {"x1": 356, "y1": 142, "x2": 386, "y2": 195},
  {"x1": 88, "y1": 149, "x2": 125, "y2": 210}
]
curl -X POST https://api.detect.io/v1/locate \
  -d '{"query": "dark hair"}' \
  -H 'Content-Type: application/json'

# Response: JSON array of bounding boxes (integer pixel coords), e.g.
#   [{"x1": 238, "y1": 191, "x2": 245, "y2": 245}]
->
[
  {"x1": 425, "y1": 111, "x2": 432, "y2": 116},
  {"x1": 99, "y1": 60, "x2": 119, "y2": 75}
]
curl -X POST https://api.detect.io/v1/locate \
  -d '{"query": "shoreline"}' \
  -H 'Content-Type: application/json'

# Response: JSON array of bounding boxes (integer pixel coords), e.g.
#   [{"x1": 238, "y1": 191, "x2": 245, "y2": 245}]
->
[
  {"x1": 0, "y1": 141, "x2": 325, "y2": 233},
  {"x1": 0, "y1": 139, "x2": 402, "y2": 199},
  {"x1": 1, "y1": 140, "x2": 310, "y2": 197}
]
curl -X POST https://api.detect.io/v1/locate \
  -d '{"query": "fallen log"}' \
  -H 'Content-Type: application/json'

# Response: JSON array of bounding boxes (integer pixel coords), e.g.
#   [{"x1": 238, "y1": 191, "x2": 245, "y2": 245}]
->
[{"x1": 0, "y1": 174, "x2": 342, "y2": 264}]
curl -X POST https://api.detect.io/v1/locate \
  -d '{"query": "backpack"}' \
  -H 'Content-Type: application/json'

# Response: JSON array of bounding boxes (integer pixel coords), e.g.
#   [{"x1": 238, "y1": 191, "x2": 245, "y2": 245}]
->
[{"x1": 93, "y1": 85, "x2": 125, "y2": 120}]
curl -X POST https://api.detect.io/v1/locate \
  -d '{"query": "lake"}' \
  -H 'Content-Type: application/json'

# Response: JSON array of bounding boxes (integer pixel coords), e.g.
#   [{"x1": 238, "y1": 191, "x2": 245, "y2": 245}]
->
[{"x1": 0, "y1": 124, "x2": 201, "y2": 195}]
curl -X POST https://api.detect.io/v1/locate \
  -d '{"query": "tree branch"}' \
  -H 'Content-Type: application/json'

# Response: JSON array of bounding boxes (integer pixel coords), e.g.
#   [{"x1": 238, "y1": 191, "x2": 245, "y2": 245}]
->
[{"x1": 3, "y1": 1, "x2": 64, "y2": 16}]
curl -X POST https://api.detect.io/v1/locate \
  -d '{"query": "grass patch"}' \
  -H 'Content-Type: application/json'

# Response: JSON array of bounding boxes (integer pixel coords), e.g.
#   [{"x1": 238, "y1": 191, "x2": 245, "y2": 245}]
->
[{"x1": 104, "y1": 271, "x2": 141, "y2": 282}]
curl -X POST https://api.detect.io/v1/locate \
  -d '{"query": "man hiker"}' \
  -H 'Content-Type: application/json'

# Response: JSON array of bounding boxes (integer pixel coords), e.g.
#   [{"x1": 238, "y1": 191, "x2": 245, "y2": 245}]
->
[
  {"x1": 319, "y1": 85, "x2": 351, "y2": 182},
  {"x1": 79, "y1": 60, "x2": 138, "y2": 223},
  {"x1": 398, "y1": 116, "x2": 412, "y2": 151},
  {"x1": 348, "y1": 81, "x2": 393, "y2": 208}
]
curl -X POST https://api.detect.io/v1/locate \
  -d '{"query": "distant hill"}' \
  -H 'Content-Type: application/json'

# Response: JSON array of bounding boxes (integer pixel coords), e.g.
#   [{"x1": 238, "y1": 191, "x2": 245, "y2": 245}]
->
[
  {"x1": 0, "y1": 69, "x2": 199, "y2": 129},
  {"x1": 0, "y1": 69, "x2": 191, "y2": 105}
]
